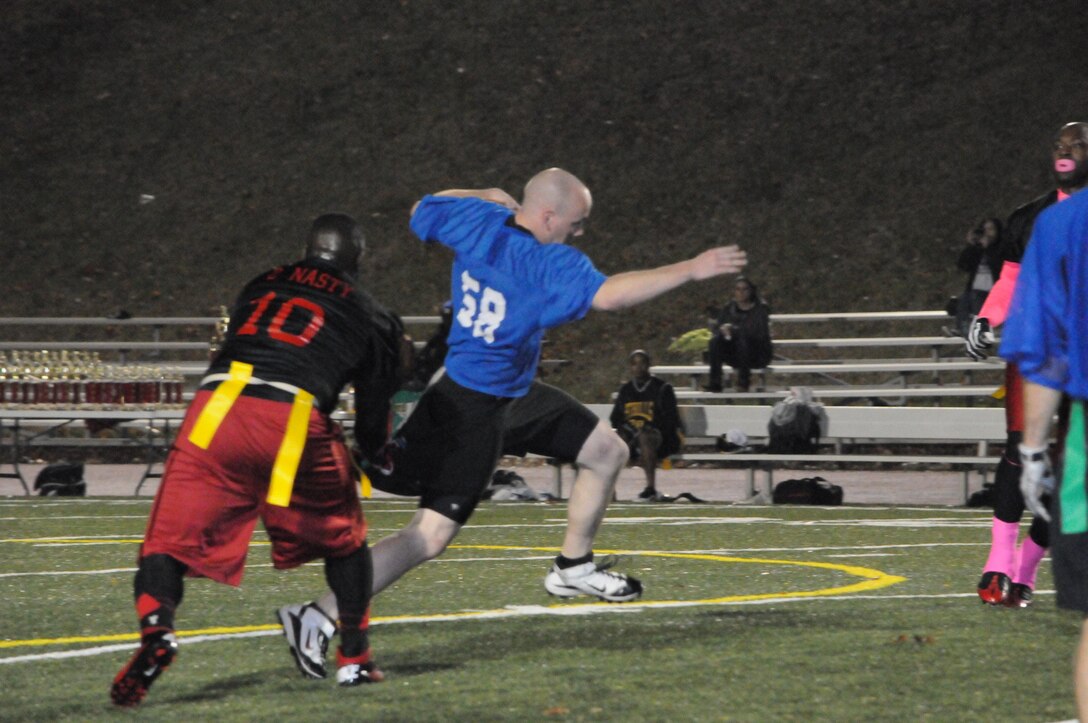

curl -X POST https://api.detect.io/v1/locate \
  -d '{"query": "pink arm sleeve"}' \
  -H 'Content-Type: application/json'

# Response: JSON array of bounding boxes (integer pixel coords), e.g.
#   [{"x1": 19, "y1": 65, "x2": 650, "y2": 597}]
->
[{"x1": 976, "y1": 261, "x2": 1020, "y2": 327}]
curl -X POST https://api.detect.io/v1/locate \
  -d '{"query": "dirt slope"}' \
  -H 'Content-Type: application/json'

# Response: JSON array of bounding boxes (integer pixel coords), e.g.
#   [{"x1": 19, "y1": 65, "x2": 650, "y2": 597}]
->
[{"x1": 1, "y1": 1, "x2": 1082, "y2": 399}]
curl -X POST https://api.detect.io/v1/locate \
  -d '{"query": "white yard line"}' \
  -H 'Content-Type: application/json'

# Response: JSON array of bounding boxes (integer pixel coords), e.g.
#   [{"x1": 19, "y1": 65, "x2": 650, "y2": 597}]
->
[{"x1": 0, "y1": 589, "x2": 1053, "y2": 666}]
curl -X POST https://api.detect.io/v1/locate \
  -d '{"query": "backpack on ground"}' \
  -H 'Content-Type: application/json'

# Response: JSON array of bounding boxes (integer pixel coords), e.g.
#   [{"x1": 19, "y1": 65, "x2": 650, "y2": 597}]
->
[{"x1": 772, "y1": 476, "x2": 843, "y2": 505}]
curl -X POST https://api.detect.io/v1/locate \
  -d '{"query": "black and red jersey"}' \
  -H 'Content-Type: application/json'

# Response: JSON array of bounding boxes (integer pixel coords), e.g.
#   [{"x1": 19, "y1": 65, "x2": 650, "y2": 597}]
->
[
  {"x1": 207, "y1": 258, "x2": 403, "y2": 456},
  {"x1": 1000, "y1": 190, "x2": 1059, "y2": 264}
]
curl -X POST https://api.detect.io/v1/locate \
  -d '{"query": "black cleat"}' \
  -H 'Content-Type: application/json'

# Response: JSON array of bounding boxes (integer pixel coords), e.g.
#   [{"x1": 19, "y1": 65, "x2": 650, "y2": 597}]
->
[
  {"x1": 1006, "y1": 583, "x2": 1034, "y2": 608},
  {"x1": 337, "y1": 661, "x2": 386, "y2": 686},
  {"x1": 110, "y1": 629, "x2": 178, "y2": 707},
  {"x1": 977, "y1": 571, "x2": 1012, "y2": 606},
  {"x1": 336, "y1": 647, "x2": 385, "y2": 687}
]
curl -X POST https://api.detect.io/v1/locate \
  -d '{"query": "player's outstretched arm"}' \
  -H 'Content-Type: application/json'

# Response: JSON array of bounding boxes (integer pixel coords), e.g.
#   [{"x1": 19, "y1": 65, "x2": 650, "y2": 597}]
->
[{"x1": 592, "y1": 245, "x2": 747, "y2": 311}]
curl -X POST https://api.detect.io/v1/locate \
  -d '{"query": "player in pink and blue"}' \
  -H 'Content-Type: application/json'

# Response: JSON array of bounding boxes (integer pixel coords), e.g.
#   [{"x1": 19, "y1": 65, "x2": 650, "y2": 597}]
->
[{"x1": 1000, "y1": 182, "x2": 1088, "y2": 718}]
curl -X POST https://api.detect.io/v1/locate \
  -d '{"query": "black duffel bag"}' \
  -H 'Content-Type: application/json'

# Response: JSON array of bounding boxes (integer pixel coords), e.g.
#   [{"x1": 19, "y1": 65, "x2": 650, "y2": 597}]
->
[{"x1": 772, "y1": 476, "x2": 843, "y2": 505}]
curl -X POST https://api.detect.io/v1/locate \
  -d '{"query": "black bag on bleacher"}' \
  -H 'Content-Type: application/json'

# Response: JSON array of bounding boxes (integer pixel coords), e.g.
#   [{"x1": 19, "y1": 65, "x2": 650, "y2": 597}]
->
[
  {"x1": 772, "y1": 476, "x2": 843, "y2": 505},
  {"x1": 34, "y1": 463, "x2": 87, "y2": 497}
]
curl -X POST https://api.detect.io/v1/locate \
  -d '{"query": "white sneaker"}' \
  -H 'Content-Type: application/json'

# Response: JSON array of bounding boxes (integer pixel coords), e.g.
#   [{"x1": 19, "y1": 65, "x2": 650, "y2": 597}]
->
[
  {"x1": 544, "y1": 559, "x2": 643, "y2": 602},
  {"x1": 337, "y1": 661, "x2": 385, "y2": 686},
  {"x1": 277, "y1": 602, "x2": 337, "y2": 679}
]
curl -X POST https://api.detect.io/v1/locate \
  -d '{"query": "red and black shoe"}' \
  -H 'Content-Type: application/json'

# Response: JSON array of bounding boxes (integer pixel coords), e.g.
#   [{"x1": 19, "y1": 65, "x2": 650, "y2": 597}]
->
[
  {"x1": 1006, "y1": 583, "x2": 1034, "y2": 608},
  {"x1": 110, "y1": 629, "x2": 178, "y2": 706},
  {"x1": 977, "y1": 571, "x2": 1012, "y2": 606},
  {"x1": 335, "y1": 647, "x2": 385, "y2": 687}
]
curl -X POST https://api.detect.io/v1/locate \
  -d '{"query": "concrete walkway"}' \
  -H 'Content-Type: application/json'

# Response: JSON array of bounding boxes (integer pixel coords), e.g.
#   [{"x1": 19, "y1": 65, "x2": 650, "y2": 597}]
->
[{"x1": 2, "y1": 459, "x2": 986, "y2": 507}]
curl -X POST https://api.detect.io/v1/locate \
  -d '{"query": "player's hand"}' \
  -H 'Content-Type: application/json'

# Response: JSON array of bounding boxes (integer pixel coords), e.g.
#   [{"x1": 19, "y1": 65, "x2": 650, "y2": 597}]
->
[
  {"x1": 691, "y1": 245, "x2": 747, "y2": 280},
  {"x1": 354, "y1": 438, "x2": 400, "y2": 477},
  {"x1": 371, "y1": 439, "x2": 400, "y2": 476},
  {"x1": 1018, "y1": 443, "x2": 1055, "y2": 522},
  {"x1": 965, "y1": 316, "x2": 994, "y2": 360},
  {"x1": 480, "y1": 188, "x2": 521, "y2": 212}
]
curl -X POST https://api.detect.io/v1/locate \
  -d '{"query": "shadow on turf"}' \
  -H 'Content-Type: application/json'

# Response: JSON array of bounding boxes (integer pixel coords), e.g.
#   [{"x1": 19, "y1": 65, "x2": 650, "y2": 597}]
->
[
  {"x1": 694, "y1": 608, "x2": 843, "y2": 629},
  {"x1": 380, "y1": 660, "x2": 460, "y2": 677},
  {"x1": 373, "y1": 607, "x2": 845, "y2": 673},
  {"x1": 169, "y1": 671, "x2": 268, "y2": 703}
]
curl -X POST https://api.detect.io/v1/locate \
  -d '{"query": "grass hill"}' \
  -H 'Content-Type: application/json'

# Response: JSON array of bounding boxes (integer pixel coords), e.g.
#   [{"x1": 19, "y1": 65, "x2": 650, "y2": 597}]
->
[{"x1": 2, "y1": 1, "x2": 1084, "y2": 400}]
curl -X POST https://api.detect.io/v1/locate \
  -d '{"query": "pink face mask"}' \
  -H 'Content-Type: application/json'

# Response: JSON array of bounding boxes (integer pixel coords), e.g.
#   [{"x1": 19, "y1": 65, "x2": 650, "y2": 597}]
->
[{"x1": 1056, "y1": 158, "x2": 1077, "y2": 173}]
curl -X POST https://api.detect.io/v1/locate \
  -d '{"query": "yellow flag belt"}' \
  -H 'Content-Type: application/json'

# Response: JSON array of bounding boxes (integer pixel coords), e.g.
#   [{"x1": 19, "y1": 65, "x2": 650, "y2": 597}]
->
[{"x1": 188, "y1": 361, "x2": 314, "y2": 507}]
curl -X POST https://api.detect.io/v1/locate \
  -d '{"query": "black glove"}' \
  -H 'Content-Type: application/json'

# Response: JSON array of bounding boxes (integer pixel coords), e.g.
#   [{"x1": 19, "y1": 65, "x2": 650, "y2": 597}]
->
[{"x1": 352, "y1": 436, "x2": 397, "y2": 474}]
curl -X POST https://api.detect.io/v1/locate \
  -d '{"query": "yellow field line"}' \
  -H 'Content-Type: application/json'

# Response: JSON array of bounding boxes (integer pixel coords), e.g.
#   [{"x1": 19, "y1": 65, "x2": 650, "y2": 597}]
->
[{"x1": 0, "y1": 544, "x2": 904, "y2": 651}]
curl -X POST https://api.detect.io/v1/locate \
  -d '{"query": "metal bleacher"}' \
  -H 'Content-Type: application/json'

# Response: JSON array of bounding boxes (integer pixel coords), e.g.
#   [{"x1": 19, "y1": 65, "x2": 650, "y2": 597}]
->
[{"x1": 0, "y1": 310, "x2": 1009, "y2": 502}]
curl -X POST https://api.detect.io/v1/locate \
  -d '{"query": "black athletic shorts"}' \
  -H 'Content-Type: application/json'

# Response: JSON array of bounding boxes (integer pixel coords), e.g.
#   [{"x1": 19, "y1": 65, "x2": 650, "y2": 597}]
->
[
  {"x1": 502, "y1": 381, "x2": 601, "y2": 462},
  {"x1": 1053, "y1": 399, "x2": 1088, "y2": 613},
  {"x1": 391, "y1": 378, "x2": 599, "y2": 524},
  {"x1": 395, "y1": 373, "x2": 509, "y2": 524}
]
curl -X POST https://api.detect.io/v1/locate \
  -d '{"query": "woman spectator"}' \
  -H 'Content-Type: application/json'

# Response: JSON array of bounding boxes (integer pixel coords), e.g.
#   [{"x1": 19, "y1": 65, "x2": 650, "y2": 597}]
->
[
  {"x1": 705, "y1": 277, "x2": 773, "y2": 392},
  {"x1": 953, "y1": 217, "x2": 1003, "y2": 337}
]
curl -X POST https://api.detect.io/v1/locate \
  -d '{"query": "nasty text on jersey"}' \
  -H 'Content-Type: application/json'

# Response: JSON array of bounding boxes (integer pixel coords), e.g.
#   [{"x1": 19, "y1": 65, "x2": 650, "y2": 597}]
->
[
  {"x1": 456, "y1": 270, "x2": 507, "y2": 344},
  {"x1": 262, "y1": 265, "x2": 354, "y2": 298}
]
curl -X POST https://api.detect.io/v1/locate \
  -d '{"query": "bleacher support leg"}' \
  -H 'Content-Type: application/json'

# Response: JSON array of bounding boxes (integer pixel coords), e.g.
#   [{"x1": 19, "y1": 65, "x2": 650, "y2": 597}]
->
[
  {"x1": 743, "y1": 466, "x2": 773, "y2": 504},
  {"x1": 0, "y1": 419, "x2": 31, "y2": 495},
  {"x1": 761, "y1": 468, "x2": 774, "y2": 503}
]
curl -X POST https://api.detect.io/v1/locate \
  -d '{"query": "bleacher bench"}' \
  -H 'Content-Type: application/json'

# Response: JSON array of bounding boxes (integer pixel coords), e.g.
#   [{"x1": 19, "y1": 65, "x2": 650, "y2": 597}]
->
[
  {"x1": 576, "y1": 403, "x2": 1004, "y2": 504},
  {"x1": 650, "y1": 360, "x2": 1005, "y2": 392}
]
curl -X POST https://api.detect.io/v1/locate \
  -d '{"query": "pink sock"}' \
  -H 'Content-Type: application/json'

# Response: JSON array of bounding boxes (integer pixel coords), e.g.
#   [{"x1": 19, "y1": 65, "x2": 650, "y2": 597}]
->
[
  {"x1": 982, "y1": 519, "x2": 1020, "y2": 575},
  {"x1": 1014, "y1": 537, "x2": 1048, "y2": 589}
]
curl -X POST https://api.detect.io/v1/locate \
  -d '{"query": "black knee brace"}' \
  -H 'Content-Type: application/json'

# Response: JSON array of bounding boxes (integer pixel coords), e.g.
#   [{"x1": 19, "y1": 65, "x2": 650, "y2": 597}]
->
[
  {"x1": 134, "y1": 553, "x2": 188, "y2": 608},
  {"x1": 992, "y1": 432, "x2": 1025, "y2": 523},
  {"x1": 1028, "y1": 511, "x2": 1050, "y2": 548},
  {"x1": 325, "y1": 543, "x2": 373, "y2": 621}
]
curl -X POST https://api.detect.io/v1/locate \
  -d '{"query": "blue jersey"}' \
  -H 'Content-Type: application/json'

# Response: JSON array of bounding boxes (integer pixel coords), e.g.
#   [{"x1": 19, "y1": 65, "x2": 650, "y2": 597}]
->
[
  {"x1": 1000, "y1": 187, "x2": 1088, "y2": 400},
  {"x1": 410, "y1": 195, "x2": 607, "y2": 397}
]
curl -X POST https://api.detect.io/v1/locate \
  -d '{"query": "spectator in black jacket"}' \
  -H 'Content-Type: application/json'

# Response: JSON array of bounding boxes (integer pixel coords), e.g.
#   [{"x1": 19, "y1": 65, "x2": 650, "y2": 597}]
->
[
  {"x1": 610, "y1": 350, "x2": 683, "y2": 500},
  {"x1": 952, "y1": 217, "x2": 1003, "y2": 337},
  {"x1": 704, "y1": 277, "x2": 773, "y2": 392}
]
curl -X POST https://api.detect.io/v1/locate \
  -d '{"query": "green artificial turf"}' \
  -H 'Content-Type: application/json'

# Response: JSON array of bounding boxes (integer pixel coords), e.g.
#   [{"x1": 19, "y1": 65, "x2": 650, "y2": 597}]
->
[{"x1": 0, "y1": 497, "x2": 1076, "y2": 721}]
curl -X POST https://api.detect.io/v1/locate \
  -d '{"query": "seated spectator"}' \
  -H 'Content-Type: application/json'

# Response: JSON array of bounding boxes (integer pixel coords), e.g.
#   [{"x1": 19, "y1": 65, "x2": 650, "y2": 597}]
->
[
  {"x1": 610, "y1": 350, "x2": 684, "y2": 500},
  {"x1": 951, "y1": 217, "x2": 1003, "y2": 337},
  {"x1": 705, "y1": 277, "x2": 773, "y2": 392}
]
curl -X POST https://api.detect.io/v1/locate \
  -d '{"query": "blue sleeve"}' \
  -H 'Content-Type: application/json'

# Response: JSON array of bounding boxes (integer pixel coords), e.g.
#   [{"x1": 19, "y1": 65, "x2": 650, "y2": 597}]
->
[
  {"x1": 409, "y1": 196, "x2": 512, "y2": 253},
  {"x1": 999, "y1": 207, "x2": 1069, "y2": 390},
  {"x1": 537, "y1": 245, "x2": 607, "y2": 328},
  {"x1": 408, "y1": 195, "x2": 450, "y2": 243}
]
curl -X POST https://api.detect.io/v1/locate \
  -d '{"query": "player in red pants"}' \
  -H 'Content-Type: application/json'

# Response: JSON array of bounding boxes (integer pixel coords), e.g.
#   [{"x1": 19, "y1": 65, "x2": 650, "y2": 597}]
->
[{"x1": 110, "y1": 214, "x2": 404, "y2": 705}]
